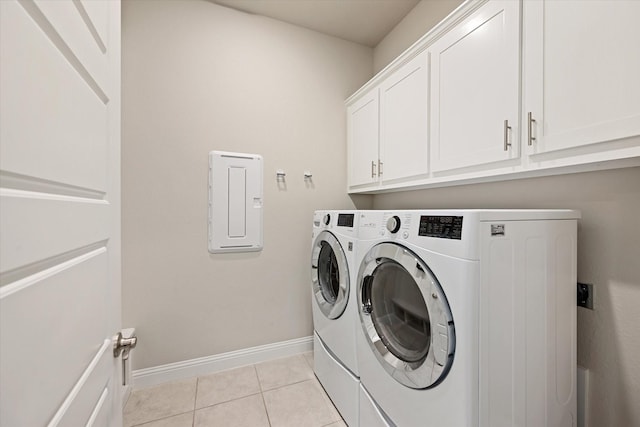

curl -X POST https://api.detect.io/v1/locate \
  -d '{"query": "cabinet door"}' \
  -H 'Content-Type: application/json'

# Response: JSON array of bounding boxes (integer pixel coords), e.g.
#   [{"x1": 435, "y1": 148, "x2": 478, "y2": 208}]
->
[
  {"x1": 523, "y1": 0, "x2": 640, "y2": 155},
  {"x1": 430, "y1": 0, "x2": 520, "y2": 172},
  {"x1": 348, "y1": 90, "x2": 379, "y2": 188},
  {"x1": 379, "y1": 51, "x2": 429, "y2": 184}
]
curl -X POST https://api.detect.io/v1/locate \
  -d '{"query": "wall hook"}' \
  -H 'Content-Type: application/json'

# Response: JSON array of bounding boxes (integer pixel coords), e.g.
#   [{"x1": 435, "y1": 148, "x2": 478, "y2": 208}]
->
[
  {"x1": 276, "y1": 170, "x2": 286, "y2": 181},
  {"x1": 304, "y1": 170, "x2": 314, "y2": 189}
]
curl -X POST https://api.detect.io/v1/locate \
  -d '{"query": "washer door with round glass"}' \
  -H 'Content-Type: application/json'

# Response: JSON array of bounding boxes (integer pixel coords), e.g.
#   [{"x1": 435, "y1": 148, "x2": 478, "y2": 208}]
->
[
  {"x1": 311, "y1": 231, "x2": 350, "y2": 320},
  {"x1": 357, "y1": 242, "x2": 455, "y2": 389}
]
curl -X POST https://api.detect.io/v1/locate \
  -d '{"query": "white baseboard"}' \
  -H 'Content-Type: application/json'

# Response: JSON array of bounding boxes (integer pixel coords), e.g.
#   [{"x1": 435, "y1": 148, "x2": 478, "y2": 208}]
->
[{"x1": 132, "y1": 336, "x2": 313, "y2": 389}]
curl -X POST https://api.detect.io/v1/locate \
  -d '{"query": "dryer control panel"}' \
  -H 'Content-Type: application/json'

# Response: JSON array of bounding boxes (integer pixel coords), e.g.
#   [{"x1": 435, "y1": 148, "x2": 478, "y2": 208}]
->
[{"x1": 419, "y1": 216, "x2": 463, "y2": 240}]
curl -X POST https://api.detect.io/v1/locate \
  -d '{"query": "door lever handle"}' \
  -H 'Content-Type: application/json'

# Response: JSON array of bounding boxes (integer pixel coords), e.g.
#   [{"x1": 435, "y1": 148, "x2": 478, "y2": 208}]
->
[{"x1": 113, "y1": 332, "x2": 138, "y2": 358}]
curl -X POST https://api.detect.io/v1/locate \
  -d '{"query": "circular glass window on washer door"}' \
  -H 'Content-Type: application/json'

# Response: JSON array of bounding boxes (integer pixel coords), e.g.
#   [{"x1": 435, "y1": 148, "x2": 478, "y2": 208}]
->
[
  {"x1": 311, "y1": 231, "x2": 349, "y2": 319},
  {"x1": 358, "y1": 242, "x2": 455, "y2": 389}
]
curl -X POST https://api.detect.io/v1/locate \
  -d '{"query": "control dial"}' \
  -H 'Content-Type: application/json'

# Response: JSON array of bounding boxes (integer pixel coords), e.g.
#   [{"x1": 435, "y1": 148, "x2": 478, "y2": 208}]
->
[
  {"x1": 323, "y1": 214, "x2": 331, "y2": 225},
  {"x1": 386, "y1": 215, "x2": 401, "y2": 233}
]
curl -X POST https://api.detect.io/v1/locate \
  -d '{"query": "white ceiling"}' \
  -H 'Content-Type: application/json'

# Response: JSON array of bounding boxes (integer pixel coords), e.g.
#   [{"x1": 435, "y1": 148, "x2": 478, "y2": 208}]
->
[{"x1": 210, "y1": 0, "x2": 421, "y2": 47}]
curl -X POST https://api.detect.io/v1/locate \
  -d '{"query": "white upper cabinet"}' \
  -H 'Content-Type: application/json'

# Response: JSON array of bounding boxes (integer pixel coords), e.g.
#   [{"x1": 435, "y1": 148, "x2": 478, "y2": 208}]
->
[
  {"x1": 345, "y1": 0, "x2": 640, "y2": 194},
  {"x1": 348, "y1": 89, "x2": 379, "y2": 188},
  {"x1": 523, "y1": 0, "x2": 640, "y2": 157},
  {"x1": 379, "y1": 52, "x2": 430, "y2": 184},
  {"x1": 347, "y1": 51, "x2": 429, "y2": 190},
  {"x1": 430, "y1": 0, "x2": 520, "y2": 173}
]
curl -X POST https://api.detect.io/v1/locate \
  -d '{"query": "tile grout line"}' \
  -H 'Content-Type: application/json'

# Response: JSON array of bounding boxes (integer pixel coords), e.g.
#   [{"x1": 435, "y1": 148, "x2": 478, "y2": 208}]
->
[
  {"x1": 130, "y1": 410, "x2": 194, "y2": 427},
  {"x1": 192, "y1": 377, "x2": 199, "y2": 427},
  {"x1": 190, "y1": 391, "x2": 264, "y2": 411},
  {"x1": 261, "y1": 376, "x2": 317, "y2": 393},
  {"x1": 254, "y1": 364, "x2": 273, "y2": 427}
]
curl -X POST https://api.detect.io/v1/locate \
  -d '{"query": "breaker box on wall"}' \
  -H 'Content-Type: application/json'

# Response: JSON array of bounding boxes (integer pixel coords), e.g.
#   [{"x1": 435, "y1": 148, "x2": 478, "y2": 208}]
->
[{"x1": 208, "y1": 151, "x2": 263, "y2": 253}]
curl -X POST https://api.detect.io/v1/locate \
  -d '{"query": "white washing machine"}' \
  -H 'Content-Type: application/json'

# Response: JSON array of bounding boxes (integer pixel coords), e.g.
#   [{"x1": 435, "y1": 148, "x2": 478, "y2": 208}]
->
[
  {"x1": 311, "y1": 210, "x2": 359, "y2": 426},
  {"x1": 355, "y1": 210, "x2": 580, "y2": 427}
]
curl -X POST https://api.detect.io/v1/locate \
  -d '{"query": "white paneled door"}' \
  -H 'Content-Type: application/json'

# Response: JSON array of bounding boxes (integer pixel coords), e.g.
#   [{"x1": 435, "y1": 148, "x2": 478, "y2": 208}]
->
[{"x1": 0, "y1": 0, "x2": 121, "y2": 426}]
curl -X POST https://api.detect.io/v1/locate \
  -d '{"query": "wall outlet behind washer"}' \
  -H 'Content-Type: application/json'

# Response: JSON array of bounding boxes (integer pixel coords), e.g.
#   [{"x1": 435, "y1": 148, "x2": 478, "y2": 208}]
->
[{"x1": 577, "y1": 282, "x2": 594, "y2": 310}]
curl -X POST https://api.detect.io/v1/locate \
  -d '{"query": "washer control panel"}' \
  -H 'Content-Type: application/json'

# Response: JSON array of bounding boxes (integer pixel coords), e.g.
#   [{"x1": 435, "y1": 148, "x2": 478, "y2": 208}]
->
[{"x1": 419, "y1": 215, "x2": 463, "y2": 240}]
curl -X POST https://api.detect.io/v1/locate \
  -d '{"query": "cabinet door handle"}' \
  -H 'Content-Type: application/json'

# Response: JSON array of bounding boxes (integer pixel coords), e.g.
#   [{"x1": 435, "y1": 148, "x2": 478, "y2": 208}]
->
[
  {"x1": 378, "y1": 160, "x2": 383, "y2": 176},
  {"x1": 527, "y1": 112, "x2": 537, "y2": 146},
  {"x1": 371, "y1": 160, "x2": 377, "y2": 178},
  {"x1": 503, "y1": 119, "x2": 512, "y2": 151}
]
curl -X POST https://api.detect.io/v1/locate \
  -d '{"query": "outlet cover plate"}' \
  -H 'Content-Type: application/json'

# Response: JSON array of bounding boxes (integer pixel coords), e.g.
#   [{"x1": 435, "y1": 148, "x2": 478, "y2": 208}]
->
[{"x1": 577, "y1": 283, "x2": 593, "y2": 310}]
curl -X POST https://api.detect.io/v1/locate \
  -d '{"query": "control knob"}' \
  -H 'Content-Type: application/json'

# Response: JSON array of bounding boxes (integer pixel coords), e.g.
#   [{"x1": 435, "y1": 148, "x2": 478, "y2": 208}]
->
[
  {"x1": 386, "y1": 215, "x2": 401, "y2": 233},
  {"x1": 323, "y1": 214, "x2": 331, "y2": 225}
]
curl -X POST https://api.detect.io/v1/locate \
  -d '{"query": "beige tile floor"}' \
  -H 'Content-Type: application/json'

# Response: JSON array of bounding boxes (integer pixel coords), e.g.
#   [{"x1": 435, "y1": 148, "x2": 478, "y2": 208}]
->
[{"x1": 124, "y1": 352, "x2": 347, "y2": 427}]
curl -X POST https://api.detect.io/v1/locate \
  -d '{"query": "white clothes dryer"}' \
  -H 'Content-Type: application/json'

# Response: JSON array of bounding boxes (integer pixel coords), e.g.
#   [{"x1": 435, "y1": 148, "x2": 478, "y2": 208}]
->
[
  {"x1": 311, "y1": 210, "x2": 359, "y2": 426},
  {"x1": 355, "y1": 210, "x2": 579, "y2": 427}
]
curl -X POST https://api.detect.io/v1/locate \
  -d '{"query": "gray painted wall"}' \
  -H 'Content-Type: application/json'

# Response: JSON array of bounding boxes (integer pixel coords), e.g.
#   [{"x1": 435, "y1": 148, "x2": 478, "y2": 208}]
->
[{"x1": 122, "y1": 0, "x2": 373, "y2": 369}]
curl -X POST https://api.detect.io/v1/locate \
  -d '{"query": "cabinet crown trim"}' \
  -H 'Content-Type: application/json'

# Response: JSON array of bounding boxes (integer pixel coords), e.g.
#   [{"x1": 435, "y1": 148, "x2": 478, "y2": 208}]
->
[{"x1": 345, "y1": 0, "x2": 488, "y2": 106}]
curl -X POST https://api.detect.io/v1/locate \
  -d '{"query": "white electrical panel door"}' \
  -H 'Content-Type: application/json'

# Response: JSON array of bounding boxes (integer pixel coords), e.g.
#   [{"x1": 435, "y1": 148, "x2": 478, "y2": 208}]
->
[{"x1": 208, "y1": 151, "x2": 263, "y2": 253}]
